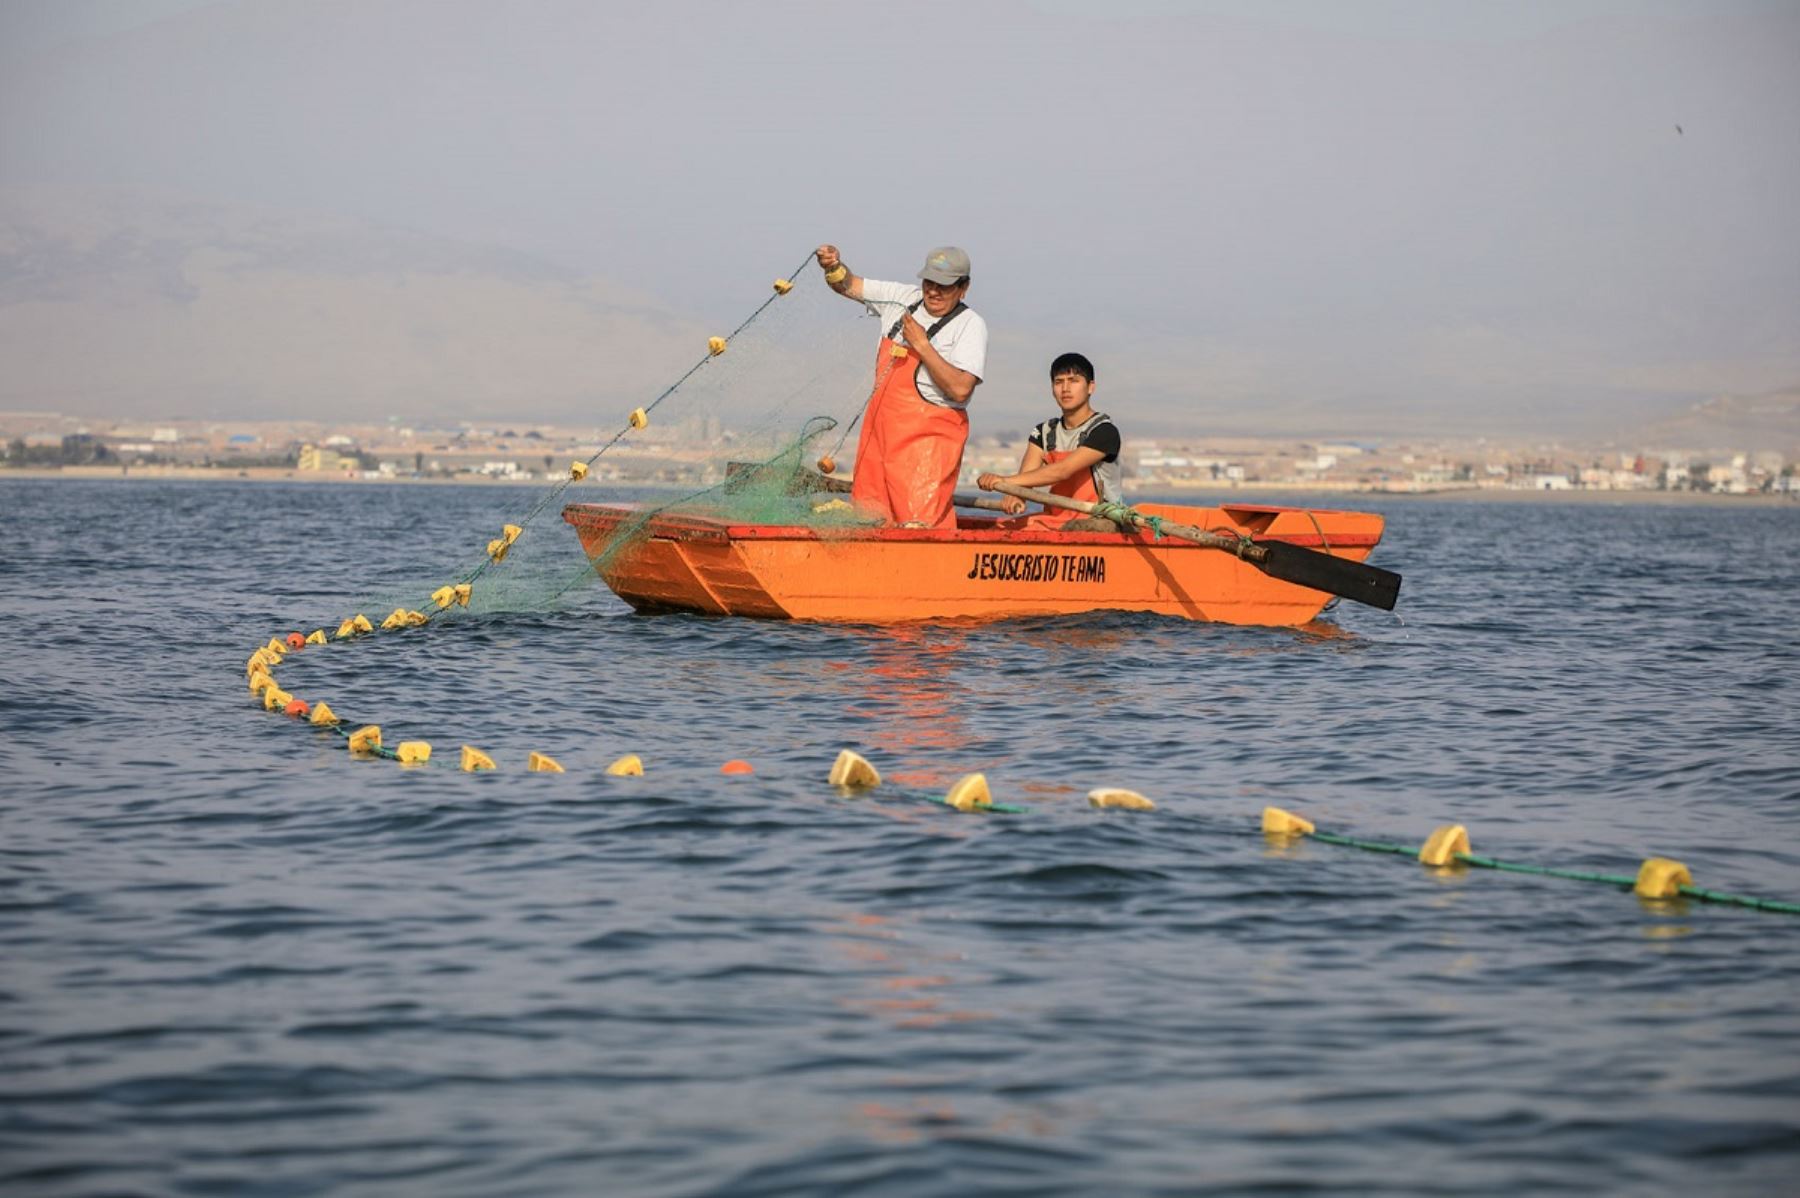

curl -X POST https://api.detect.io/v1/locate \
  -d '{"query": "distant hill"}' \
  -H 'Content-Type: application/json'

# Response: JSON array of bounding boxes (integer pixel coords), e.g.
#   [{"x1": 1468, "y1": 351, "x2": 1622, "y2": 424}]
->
[
  {"x1": 1, "y1": 185, "x2": 1790, "y2": 449},
  {"x1": 0, "y1": 185, "x2": 709, "y2": 423},
  {"x1": 1639, "y1": 387, "x2": 1800, "y2": 454},
  {"x1": 4, "y1": 0, "x2": 1797, "y2": 444}
]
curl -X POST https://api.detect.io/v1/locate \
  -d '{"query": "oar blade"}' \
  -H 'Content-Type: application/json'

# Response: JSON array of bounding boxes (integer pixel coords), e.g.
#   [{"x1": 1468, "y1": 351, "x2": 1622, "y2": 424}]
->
[{"x1": 1256, "y1": 541, "x2": 1402, "y2": 611}]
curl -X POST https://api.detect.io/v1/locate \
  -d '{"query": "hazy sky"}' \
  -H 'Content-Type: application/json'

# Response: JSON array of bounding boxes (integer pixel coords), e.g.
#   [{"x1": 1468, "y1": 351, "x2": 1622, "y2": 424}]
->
[{"x1": 1, "y1": 0, "x2": 1796, "y2": 436}]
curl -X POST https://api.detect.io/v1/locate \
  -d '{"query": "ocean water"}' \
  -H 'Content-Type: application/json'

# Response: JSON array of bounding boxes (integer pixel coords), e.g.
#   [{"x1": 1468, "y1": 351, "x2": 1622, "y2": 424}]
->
[{"x1": 1, "y1": 477, "x2": 1797, "y2": 1196}]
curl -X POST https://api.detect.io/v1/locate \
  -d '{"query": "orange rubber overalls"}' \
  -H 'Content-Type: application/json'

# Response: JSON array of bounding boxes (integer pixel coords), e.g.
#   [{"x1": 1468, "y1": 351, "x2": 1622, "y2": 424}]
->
[
  {"x1": 850, "y1": 302, "x2": 970, "y2": 530},
  {"x1": 1022, "y1": 426, "x2": 1103, "y2": 530}
]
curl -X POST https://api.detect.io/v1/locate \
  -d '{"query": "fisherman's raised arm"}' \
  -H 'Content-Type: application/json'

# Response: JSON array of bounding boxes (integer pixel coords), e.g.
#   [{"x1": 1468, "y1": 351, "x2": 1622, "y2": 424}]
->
[{"x1": 815, "y1": 244, "x2": 864, "y2": 301}]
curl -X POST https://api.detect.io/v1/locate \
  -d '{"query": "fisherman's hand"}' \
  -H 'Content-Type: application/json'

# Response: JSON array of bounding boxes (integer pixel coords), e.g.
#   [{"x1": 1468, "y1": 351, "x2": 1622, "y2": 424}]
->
[
  {"x1": 978, "y1": 473, "x2": 1031, "y2": 514},
  {"x1": 816, "y1": 245, "x2": 841, "y2": 272},
  {"x1": 900, "y1": 310, "x2": 930, "y2": 352}
]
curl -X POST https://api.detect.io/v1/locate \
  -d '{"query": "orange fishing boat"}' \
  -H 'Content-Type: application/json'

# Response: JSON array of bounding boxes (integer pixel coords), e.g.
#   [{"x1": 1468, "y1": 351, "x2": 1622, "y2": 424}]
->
[{"x1": 562, "y1": 499, "x2": 1392, "y2": 626}]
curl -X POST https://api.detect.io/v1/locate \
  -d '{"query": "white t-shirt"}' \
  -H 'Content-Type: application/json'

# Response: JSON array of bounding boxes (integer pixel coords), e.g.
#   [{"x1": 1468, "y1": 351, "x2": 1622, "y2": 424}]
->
[{"x1": 861, "y1": 279, "x2": 988, "y2": 409}]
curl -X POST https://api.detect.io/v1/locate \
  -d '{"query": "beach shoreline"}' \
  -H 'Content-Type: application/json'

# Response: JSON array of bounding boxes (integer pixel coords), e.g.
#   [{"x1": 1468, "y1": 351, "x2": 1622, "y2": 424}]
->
[{"x1": 4, "y1": 465, "x2": 1793, "y2": 506}]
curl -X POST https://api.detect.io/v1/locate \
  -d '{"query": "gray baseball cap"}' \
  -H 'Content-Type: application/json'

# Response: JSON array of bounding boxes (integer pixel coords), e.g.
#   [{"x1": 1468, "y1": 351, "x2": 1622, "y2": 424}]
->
[{"x1": 917, "y1": 246, "x2": 971, "y2": 285}]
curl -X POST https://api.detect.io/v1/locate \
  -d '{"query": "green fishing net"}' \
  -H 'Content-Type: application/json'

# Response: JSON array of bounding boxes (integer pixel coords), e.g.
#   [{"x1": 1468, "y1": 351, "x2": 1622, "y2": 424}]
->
[{"x1": 375, "y1": 263, "x2": 927, "y2": 620}]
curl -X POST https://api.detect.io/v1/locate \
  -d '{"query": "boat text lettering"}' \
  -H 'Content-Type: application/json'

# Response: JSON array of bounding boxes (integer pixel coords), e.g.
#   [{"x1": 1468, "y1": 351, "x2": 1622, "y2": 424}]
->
[{"x1": 965, "y1": 552, "x2": 1107, "y2": 584}]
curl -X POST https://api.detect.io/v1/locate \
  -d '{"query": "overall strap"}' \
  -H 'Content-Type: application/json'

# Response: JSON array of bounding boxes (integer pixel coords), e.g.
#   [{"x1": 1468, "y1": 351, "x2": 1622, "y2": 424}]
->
[
  {"x1": 887, "y1": 300, "x2": 968, "y2": 342},
  {"x1": 885, "y1": 301, "x2": 922, "y2": 341},
  {"x1": 925, "y1": 301, "x2": 967, "y2": 339}
]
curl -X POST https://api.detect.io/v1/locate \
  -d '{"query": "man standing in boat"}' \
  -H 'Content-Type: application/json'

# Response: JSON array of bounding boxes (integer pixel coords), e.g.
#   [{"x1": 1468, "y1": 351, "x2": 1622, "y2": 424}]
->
[{"x1": 816, "y1": 244, "x2": 988, "y2": 529}]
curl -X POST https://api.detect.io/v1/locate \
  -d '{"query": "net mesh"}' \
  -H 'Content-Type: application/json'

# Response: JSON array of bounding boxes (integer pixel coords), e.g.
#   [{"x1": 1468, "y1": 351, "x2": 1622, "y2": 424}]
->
[{"x1": 378, "y1": 258, "x2": 929, "y2": 621}]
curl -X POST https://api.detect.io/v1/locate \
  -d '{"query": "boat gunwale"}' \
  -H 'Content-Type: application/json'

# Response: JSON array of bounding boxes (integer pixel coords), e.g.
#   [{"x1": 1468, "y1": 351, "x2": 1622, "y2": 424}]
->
[{"x1": 561, "y1": 502, "x2": 1383, "y2": 551}]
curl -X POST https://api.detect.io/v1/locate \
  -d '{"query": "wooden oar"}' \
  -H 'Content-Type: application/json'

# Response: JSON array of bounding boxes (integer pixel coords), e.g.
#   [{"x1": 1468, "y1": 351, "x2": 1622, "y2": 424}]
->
[
  {"x1": 821, "y1": 472, "x2": 1011, "y2": 514},
  {"x1": 985, "y1": 481, "x2": 1402, "y2": 611},
  {"x1": 817, "y1": 466, "x2": 1392, "y2": 601},
  {"x1": 830, "y1": 471, "x2": 1013, "y2": 514},
  {"x1": 729, "y1": 460, "x2": 1016, "y2": 513}
]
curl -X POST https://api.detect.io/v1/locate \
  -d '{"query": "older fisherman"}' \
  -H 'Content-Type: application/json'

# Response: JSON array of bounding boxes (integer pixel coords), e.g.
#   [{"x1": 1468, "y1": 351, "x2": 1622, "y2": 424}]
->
[{"x1": 817, "y1": 244, "x2": 988, "y2": 529}]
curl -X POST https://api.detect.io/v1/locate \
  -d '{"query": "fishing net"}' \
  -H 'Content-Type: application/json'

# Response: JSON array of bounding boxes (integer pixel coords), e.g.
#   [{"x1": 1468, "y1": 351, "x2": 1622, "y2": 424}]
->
[{"x1": 365, "y1": 256, "x2": 930, "y2": 623}]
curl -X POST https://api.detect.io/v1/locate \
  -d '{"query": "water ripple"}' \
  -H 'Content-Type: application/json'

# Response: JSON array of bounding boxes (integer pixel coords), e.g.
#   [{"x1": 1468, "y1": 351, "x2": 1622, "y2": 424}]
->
[{"x1": 2, "y1": 479, "x2": 1797, "y2": 1195}]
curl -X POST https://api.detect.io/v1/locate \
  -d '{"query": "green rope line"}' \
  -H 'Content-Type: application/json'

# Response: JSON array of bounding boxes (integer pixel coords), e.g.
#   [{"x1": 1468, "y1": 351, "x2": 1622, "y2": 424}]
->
[
  {"x1": 1454, "y1": 851, "x2": 1637, "y2": 888},
  {"x1": 1091, "y1": 500, "x2": 1131, "y2": 527},
  {"x1": 1454, "y1": 852, "x2": 1800, "y2": 914},
  {"x1": 1304, "y1": 830, "x2": 1798, "y2": 916},
  {"x1": 1089, "y1": 500, "x2": 1169, "y2": 540},
  {"x1": 294, "y1": 714, "x2": 1800, "y2": 909},
  {"x1": 324, "y1": 720, "x2": 400, "y2": 761},
  {"x1": 316, "y1": 716, "x2": 1029, "y2": 813},
  {"x1": 284, "y1": 651, "x2": 1800, "y2": 915},
  {"x1": 1311, "y1": 830, "x2": 1416, "y2": 856},
  {"x1": 917, "y1": 795, "x2": 1030, "y2": 816},
  {"x1": 1673, "y1": 886, "x2": 1800, "y2": 915}
]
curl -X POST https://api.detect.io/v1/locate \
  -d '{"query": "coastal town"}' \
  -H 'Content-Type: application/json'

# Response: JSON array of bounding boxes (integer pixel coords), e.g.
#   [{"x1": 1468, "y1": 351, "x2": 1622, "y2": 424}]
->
[{"x1": 4, "y1": 409, "x2": 1794, "y2": 497}]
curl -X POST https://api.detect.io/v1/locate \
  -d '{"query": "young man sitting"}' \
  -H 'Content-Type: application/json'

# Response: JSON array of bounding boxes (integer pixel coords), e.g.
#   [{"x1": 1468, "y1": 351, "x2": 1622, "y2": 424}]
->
[{"x1": 976, "y1": 352, "x2": 1121, "y2": 530}]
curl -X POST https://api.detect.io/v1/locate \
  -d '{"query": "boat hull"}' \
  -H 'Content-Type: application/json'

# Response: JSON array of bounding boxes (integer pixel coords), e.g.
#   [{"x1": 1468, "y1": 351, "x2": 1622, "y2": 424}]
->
[{"x1": 561, "y1": 502, "x2": 1386, "y2": 626}]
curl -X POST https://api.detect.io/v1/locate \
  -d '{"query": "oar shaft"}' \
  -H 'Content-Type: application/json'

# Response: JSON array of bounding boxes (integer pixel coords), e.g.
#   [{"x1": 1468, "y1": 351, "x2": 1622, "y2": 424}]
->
[
  {"x1": 743, "y1": 461, "x2": 1397, "y2": 609},
  {"x1": 820, "y1": 468, "x2": 1011, "y2": 513},
  {"x1": 984, "y1": 481, "x2": 1254, "y2": 557},
  {"x1": 952, "y1": 491, "x2": 1013, "y2": 513},
  {"x1": 985, "y1": 481, "x2": 1401, "y2": 611}
]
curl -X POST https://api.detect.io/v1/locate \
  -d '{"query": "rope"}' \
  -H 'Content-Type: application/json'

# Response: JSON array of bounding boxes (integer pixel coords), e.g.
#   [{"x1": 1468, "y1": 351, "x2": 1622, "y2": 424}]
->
[
  {"x1": 1302, "y1": 509, "x2": 1333, "y2": 555},
  {"x1": 1305, "y1": 831, "x2": 1798, "y2": 915},
  {"x1": 326, "y1": 720, "x2": 399, "y2": 761},
  {"x1": 1311, "y1": 830, "x2": 1416, "y2": 856},
  {"x1": 919, "y1": 794, "x2": 1030, "y2": 815},
  {"x1": 1200, "y1": 522, "x2": 1263, "y2": 559},
  {"x1": 1302, "y1": 508, "x2": 1339, "y2": 611},
  {"x1": 1453, "y1": 851, "x2": 1637, "y2": 888},
  {"x1": 1092, "y1": 499, "x2": 1167, "y2": 539},
  {"x1": 1671, "y1": 886, "x2": 1800, "y2": 915},
  {"x1": 296, "y1": 706, "x2": 1799, "y2": 914}
]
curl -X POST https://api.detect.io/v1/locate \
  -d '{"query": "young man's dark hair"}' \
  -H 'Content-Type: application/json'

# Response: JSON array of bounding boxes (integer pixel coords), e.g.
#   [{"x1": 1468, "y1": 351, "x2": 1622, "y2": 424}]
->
[{"x1": 1049, "y1": 352, "x2": 1095, "y2": 382}]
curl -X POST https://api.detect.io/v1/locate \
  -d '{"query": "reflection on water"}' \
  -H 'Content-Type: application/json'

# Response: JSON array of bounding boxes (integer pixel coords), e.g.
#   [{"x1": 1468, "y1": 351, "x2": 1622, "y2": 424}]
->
[{"x1": 851, "y1": 623, "x2": 978, "y2": 781}]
